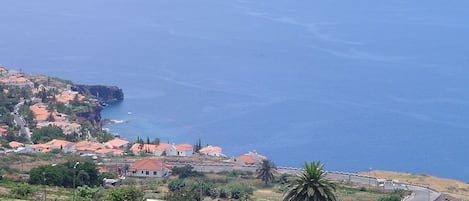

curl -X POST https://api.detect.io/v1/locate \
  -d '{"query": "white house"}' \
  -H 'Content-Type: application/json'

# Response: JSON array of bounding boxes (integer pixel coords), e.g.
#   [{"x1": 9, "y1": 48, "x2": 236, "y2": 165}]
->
[
  {"x1": 167, "y1": 143, "x2": 193, "y2": 157},
  {"x1": 127, "y1": 159, "x2": 170, "y2": 178},
  {"x1": 199, "y1": 145, "x2": 225, "y2": 157}
]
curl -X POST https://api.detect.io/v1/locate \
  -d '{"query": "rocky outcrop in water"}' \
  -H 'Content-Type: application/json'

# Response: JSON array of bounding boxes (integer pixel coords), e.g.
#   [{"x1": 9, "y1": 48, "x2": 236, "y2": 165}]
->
[{"x1": 72, "y1": 85, "x2": 124, "y2": 103}]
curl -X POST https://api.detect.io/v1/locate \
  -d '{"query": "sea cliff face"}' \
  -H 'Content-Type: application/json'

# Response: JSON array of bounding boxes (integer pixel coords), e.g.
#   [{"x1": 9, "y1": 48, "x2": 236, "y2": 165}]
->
[
  {"x1": 75, "y1": 104, "x2": 103, "y2": 133},
  {"x1": 71, "y1": 85, "x2": 124, "y2": 133},
  {"x1": 72, "y1": 85, "x2": 124, "y2": 103}
]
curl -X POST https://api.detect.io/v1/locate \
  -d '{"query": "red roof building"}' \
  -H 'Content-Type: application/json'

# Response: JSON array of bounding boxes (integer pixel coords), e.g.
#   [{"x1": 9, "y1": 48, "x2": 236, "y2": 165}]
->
[
  {"x1": 236, "y1": 151, "x2": 267, "y2": 165},
  {"x1": 127, "y1": 158, "x2": 169, "y2": 177}
]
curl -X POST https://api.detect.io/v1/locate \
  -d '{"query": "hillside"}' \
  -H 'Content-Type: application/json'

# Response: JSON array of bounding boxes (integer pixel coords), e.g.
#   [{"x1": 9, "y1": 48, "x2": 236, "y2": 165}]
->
[{"x1": 361, "y1": 171, "x2": 469, "y2": 200}]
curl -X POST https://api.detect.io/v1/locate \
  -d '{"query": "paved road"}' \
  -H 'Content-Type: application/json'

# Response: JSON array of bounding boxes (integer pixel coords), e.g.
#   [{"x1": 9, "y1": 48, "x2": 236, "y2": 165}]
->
[
  {"x1": 13, "y1": 101, "x2": 32, "y2": 143},
  {"x1": 278, "y1": 168, "x2": 440, "y2": 201},
  {"x1": 106, "y1": 160, "x2": 441, "y2": 201}
]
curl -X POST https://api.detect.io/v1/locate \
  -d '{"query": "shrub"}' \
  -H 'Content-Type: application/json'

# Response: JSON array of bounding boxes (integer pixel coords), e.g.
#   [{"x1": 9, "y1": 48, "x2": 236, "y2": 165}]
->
[{"x1": 11, "y1": 183, "x2": 34, "y2": 196}]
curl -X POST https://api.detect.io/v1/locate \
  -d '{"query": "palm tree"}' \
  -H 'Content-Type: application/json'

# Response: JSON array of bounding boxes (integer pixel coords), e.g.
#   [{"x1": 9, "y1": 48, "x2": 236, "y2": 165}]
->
[
  {"x1": 283, "y1": 161, "x2": 337, "y2": 201},
  {"x1": 256, "y1": 159, "x2": 277, "y2": 185}
]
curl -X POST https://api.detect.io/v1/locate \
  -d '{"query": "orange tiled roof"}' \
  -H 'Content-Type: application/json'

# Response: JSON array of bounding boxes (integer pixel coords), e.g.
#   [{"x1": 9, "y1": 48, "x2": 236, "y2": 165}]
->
[
  {"x1": 55, "y1": 91, "x2": 85, "y2": 103},
  {"x1": 238, "y1": 155, "x2": 256, "y2": 164},
  {"x1": 75, "y1": 141, "x2": 105, "y2": 151},
  {"x1": 30, "y1": 104, "x2": 50, "y2": 122},
  {"x1": 237, "y1": 151, "x2": 267, "y2": 165},
  {"x1": 9, "y1": 141, "x2": 24, "y2": 149},
  {"x1": 104, "y1": 138, "x2": 129, "y2": 148},
  {"x1": 156, "y1": 143, "x2": 171, "y2": 151},
  {"x1": 131, "y1": 143, "x2": 163, "y2": 153},
  {"x1": 176, "y1": 144, "x2": 193, "y2": 151},
  {"x1": 32, "y1": 139, "x2": 75, "y2": 152},
  {"x1": 45, "y1": 139, "x2": 74, "y2": 148},
  {"x1": 0, "y1": 76, "x2": 33, "y2": 86},
  {"x1": 129, "y1": 159, "x2": 166, "y2": 171},
  {"x1": 199, "y1": 145, "x2": 222, "y2": 154},
  {"x1": 95, "y1": 148, "x2": 124, "y2": 155},
  {"x1": 0, "y1": 127, "x2": 7, "y2": 135}
]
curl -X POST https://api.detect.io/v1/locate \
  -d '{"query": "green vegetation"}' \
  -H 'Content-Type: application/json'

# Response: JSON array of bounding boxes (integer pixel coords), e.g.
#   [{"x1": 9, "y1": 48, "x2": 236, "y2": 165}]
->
[
  {"x1": 29, "y1": 160, "x2": 101, "y2": 188},
  {"x1": 31, "y1": 125, "x2": 66, "y2": 143},
  {"x1": 172, "y1": 165, "x2": 204, "y2": 179},
  {"x1": 96, "y1": 132, "x2": 114, "y2": 143},
  {"x1": 377, "y1": 189, "x2": 408, "y2": 201},
  {"x1": 256, "y1": 159, "x2": 277, "y2": 186},
  {"x1": 107, "y1": 186, "x2": 144, "y2": 201},
  {"x1": 0, "y1": 153, "x2": 411, "y2": 201},
  {"x1": 283, "y1": 161, "x2": 338, "y2": 201}
]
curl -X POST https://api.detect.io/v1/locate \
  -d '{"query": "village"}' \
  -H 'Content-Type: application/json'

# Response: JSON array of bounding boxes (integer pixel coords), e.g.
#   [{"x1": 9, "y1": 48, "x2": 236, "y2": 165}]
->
[{"x1": 0, "y1": 66, "x2": 269, "y2": 182}]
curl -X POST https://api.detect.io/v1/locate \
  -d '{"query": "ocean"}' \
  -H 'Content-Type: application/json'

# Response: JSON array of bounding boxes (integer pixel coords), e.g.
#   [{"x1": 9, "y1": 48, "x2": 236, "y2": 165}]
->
[{"x1": 1, "y1": 0, "x2": 469, "y2": 181}]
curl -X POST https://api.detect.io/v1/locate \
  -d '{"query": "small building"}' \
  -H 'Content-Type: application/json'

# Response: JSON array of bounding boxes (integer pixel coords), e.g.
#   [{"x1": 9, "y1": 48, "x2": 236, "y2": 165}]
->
[
  {"x1": 55, "y1": 90, "x2": 85, "y2": 103},
  {"x1": 8, "y1": 141, "x2": 24, "y2": 149},
  {"x1": 154, "y1": 143, "x2": 171, "y2": 156},
  {"x1": 103, "y1": 178, "x2": 121, "y2": 187},
  {"x1": 104, "y1": 138, "x2": 130, "y2": 149},
  {"x1": 0, "y1": 127, "x2": 8, "y2": 136},
  {"x1": 75, "y1": 141, "x2": 106, "y2": 155},
  {"x1": 0, "y1": 75, "x2": 34, "y2": 88},
  {"x1": 127, "y1": 159, "x2": 170, "y2": 178},
  {"x1": 236, "y1": 151, "x2": 267, "y2": 165},
  {"x1": 167, "y1": 143, "x2": 193, "y2": 157},
  {"x1": 95, "y1": 148, "x2": 124, "y2": 157},
  {"x1": 199, "y1": 145, "x2": 225, "y2": 157},
  {"x1": 32, "y1": 139, "x2": 75, "y2": 153},
  {"x1": 130, "y1": 143, "x2": 171, "y2": 156}
]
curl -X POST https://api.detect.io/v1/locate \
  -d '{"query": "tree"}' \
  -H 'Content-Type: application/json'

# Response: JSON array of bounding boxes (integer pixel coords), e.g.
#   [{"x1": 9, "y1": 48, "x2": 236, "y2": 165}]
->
[
  {"x1": 96, "y1": 132, "x2": 114, "y2": 143},
  {"x1": 172, "y1": 165, "x2": 204, "y2": 179},
  {"x1": 46, "y1": 112, "x2": 55, "y2": 122},
  {"x1": 107, "y1": 186, "x2": 144, "y2": 201},
  {"x1": 256, "y1": 159, "x2": 277, "y2": 185},
  {"x1": 283, "y1": 161, "x2": 337, "y2": 201},
  {"x1": 11, "y1": 183, "x2": 34, "y2": 197},
  {"x1": 29, "y1": 160, "x2": 101, "y2": 188},
  {"x1": 31, "y1": 125, "x2": 65, "y2": 143},
  {"x1": 136, "y1": 136, "x2": 144, "y2": 144},
  {"x1": 193, "y1": 139, "x2": 202, "y2": 153},
  {"x1": 153, "y1": 137, "x2": 160, "y2": 145}
]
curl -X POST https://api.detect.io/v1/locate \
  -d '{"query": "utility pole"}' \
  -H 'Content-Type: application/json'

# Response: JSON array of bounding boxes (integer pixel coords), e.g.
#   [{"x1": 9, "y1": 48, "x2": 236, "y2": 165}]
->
[
  {"x1": 43, "y1": 172, "x2": 46, "y2": 201},
  {"x1": 368, "y1": 167, "x2": 372, "y2": 186},
  {"x1": 73, "y1": 162, "x2": 79, "y2": 201},
  {"x1": 427, "y1": 185, "x2": 430, "y2": 201}
]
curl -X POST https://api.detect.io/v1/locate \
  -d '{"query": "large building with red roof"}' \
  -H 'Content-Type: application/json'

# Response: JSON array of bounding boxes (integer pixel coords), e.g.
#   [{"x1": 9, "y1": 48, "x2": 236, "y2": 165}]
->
[
  {"x1": 127, "y1": 158, "x2": 170, "y2": 177},
  {"x1": 167, "y1": 143, "x2": 193, "y2": 157},
  {"x1": 236, "y1": 151, "x2": 267, "y2": 165},
  {"x1": 199, "y1": 145, "x2": 225, "y2": 157}
]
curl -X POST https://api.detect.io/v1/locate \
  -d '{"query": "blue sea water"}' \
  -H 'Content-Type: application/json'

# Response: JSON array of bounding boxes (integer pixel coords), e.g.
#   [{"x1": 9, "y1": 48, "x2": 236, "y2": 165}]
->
[{"x1": 1, "y1": 0, "x2": 469, "y2": 180}]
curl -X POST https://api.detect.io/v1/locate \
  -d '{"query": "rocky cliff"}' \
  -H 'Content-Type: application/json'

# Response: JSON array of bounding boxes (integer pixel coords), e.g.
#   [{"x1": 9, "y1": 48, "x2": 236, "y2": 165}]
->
[
  {"x1": 72, "y1": 85, "x2": 124, "y2": 103},
  {"x1": 71, "y1": 85, "x2": 123, "y2": 133}
]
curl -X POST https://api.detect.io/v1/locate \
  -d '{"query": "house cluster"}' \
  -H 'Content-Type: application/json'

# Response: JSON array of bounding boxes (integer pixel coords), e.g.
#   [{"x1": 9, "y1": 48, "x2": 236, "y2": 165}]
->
[
  {"x1": 235, "y1": 150, "x2": 268, "y2": 165},
  {"x1": 131, "y1": 143, "x2": 200, "y2": 157},
  {"x1": 127, "y1": 158, "x2": 171, "y2": 178},
  {"x1": 129, "y1": 142, "x2": 227, "y2": 158},
  {"x1": 123, "y1": 150, "x2": 268, "y2": 178},
  {"x1": 0, "y1": 66, "x2": 89, "y2": 137},
  {"x1": 29, "y1": 86, "x2": 87, "y2": 136},
  {"x1": 6, "y1": 138, "x2": 130, "y2": 157},
  {"x1": 0, "y1": 67, "x2": 34, "y2": 88},
  {"x1": 30, "y1": 101, "x2": 83, "y2": 136}
]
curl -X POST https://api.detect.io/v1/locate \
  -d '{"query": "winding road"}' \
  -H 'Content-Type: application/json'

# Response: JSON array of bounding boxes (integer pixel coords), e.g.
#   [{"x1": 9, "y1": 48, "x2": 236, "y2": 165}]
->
[
  {"x1": 277, "y1": 168, "x2": 440, "y2": 201},
  {"x1": 13, "y1": 101, "x2": 32, "y2": 143},
  {"x1": 107, "y1": 159, "x2": 442, "y2": 201}
]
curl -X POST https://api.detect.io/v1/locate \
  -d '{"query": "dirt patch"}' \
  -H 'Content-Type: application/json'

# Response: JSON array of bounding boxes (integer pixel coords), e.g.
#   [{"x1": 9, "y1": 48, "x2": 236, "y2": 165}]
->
[
  {"x1": 0, "y1": 186, "x2": 10, "y2": 194},
  {"x1": 253, "y1": 189, "x2": 283, "y2": 201},
  {"x1": 359, "y1": 170, "x2": 469, "y2": 200}
]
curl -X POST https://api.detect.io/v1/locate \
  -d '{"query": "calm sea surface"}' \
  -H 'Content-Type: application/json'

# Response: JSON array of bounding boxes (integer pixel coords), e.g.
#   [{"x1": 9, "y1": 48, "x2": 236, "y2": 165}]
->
[{"x1": 1, "y1": 0, "x2": 469, "y2": 180}]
